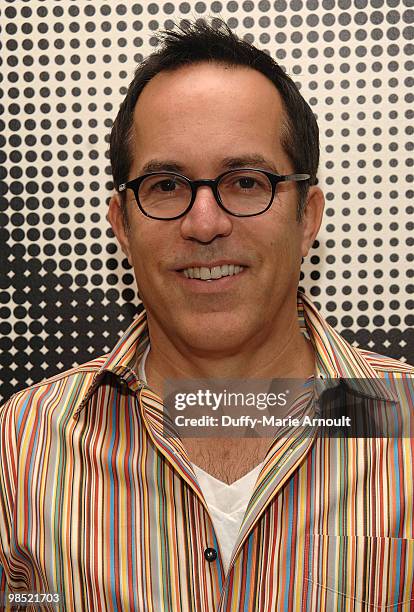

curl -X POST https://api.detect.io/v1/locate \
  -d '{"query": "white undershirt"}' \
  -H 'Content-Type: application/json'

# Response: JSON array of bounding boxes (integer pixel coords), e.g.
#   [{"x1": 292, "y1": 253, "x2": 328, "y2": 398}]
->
[
  {"x1": 137, "y1": 344, "x2": 263, "y2": 573},
  {"x1": 192, "y1": 462, "x2": 262, "y2": 572}
]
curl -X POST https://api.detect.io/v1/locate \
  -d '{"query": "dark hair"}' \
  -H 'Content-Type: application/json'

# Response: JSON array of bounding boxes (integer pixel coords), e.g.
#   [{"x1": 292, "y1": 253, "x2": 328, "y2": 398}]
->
[{"x1": 109, "y1": 18, "x2": 319, "y2": 230}]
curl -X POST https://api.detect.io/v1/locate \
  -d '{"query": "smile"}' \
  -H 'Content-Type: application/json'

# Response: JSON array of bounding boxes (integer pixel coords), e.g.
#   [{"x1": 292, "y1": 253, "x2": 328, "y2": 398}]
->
[{"x1": 182, "y1": 264, "x2": 245, "y2": 281}]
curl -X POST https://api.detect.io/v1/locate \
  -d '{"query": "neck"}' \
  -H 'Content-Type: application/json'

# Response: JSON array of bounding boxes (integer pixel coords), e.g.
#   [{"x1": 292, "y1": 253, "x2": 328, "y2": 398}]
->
[{"x1": 139, "y1": 316, "x2": 315, "y2": 399}]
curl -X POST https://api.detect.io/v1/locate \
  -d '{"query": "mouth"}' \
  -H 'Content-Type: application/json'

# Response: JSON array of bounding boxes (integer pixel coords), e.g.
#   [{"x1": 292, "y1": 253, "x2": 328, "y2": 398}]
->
[{"x1": 179, "y1": 264, "x2": 246, "y2": 281}]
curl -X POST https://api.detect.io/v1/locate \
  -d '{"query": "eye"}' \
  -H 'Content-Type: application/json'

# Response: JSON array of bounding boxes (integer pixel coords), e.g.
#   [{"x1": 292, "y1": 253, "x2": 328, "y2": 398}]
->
[
  {"x1": 153, "y1": 179, "x2": 177, "y2": 192},
  {"x1": 225, "y1": 173, "x2": 269, "y2": 191},
  {"x1": 237, "y1": 176, "x2": 257, "y2": 189}
]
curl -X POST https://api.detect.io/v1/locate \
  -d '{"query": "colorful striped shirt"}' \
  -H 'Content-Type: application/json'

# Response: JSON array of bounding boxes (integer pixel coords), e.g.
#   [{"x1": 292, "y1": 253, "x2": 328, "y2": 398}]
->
[{"x1": 1, "y1": 291, "x2": 414, "y2": 611}]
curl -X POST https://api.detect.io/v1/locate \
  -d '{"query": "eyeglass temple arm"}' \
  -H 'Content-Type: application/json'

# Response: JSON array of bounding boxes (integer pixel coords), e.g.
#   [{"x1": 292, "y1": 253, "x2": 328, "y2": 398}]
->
[{"x1": 282, "y1": 173, "x2": 311, "y2": 181}]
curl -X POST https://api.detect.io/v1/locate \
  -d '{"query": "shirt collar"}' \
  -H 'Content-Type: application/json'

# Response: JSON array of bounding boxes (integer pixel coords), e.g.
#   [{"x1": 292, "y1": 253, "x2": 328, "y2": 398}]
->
[
  {"x1": 73, "y1": 308, "x2": 150, "y2": 417},
  {"x1": 73, "y1": 291, "x2": 398, "y2": 417},
  {"x1": 298, "y1": 291, "x2": 398, "y2": 403}
]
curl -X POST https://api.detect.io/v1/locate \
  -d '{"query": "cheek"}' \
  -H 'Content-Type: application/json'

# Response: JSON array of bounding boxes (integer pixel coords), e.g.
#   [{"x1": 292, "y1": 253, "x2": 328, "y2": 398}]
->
[
  {"x1": 127, "y1": 216, "x2": 158, "y2": 261},
  {"x1": 128, "y1": 226, "x2": 174, "y2": 281},
  {"x1": 263, "y1": 233, "x2": 302, "y2": 283},
  {"x1": 267, "y1": 229, "x2": 301, "y2": 259}
]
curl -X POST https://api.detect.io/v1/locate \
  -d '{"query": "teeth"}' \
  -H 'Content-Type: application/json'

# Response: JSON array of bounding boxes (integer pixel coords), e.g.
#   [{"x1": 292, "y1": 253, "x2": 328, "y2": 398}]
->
[
  {"x1": 211, "y1": 266, "x2": 222, "y2": 280},
  {"x1": 182, "y1": 264, "x2": 244, "y2": 281},
  {"x1": 200, "y1": 267, "x2": 211, "y2": 280}
]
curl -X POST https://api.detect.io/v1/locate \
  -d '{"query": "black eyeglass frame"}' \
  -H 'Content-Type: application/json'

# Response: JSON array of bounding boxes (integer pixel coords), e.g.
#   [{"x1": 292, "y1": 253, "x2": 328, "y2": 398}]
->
[{"x1": 118, "y1": 168, "x2": 311, "y2": 220}]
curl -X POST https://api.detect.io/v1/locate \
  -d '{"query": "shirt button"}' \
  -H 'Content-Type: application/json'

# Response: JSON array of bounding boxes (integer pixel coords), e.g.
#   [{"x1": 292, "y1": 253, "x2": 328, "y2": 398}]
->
[{"x1": 204, "y1": 547, "x2": 217, "y2": 562}]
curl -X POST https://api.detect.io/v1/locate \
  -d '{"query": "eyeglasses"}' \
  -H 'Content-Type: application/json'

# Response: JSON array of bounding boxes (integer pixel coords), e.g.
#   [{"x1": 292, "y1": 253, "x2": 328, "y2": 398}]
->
[{"x1": 118, "y1": 168, "x2": 311, "y2": 220}]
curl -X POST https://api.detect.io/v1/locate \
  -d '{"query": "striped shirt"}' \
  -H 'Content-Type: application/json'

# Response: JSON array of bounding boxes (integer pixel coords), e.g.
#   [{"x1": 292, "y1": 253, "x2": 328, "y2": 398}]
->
[{"x1": 1, "y1": 290, "x2": 414, "y2": 611}]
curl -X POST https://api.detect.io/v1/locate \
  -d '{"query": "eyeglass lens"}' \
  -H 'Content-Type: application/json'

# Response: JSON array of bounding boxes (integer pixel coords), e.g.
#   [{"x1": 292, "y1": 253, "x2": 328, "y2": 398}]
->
[{"x1": 137, "y1": 170, "x2": 273, "y2": 219}]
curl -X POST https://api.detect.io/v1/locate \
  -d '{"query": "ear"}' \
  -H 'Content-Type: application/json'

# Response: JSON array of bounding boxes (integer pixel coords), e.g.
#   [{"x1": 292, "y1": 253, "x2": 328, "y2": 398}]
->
[
  {"x1": 300, "y1": 186, "x2": 325, "y2": 258},
  {"x1": 107, "y1": 193, "x2": 133, "y2": 266}
]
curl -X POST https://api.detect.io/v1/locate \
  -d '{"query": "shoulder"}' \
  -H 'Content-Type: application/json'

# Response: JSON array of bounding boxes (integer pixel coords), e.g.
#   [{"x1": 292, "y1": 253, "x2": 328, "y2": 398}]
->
[
  {"x1": 356, "y1": 346, "x2": 414, "y2": 376},
  {"x1": 354, "y1": 346, "x2": 414, "y2": 404},
  {"x1": 0, "y1": 354, "x2": 108, "y2": 424}
]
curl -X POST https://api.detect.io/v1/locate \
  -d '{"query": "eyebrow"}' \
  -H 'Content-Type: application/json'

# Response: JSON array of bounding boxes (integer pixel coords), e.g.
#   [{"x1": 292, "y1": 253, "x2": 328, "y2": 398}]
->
[
  {"x1": 141, "y1": 160, "x2": 186, "y2": 174},
  {"x1": 222, "y1": 155, "x2": 282, "y2": 174},
  {"x1": 140, "y1": 155, "x2": 281, "y2": 175}
]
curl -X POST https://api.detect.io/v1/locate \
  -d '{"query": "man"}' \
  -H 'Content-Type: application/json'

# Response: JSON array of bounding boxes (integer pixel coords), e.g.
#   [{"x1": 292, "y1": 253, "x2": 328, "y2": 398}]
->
[{"x1": 1, "y1": 20, "x2": 413, "y2": 611}]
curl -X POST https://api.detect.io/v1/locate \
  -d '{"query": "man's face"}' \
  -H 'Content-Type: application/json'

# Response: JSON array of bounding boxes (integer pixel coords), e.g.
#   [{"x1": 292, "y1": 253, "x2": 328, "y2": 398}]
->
[{"x1": 109, "y1": 63, "x2": 323, "y2": 353}]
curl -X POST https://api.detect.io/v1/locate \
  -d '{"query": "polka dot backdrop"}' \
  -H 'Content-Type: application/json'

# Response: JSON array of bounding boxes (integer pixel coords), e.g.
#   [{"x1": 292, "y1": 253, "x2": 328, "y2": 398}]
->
[{"x1": 1, "y1": 1, "x2": 413, "y2": 403}]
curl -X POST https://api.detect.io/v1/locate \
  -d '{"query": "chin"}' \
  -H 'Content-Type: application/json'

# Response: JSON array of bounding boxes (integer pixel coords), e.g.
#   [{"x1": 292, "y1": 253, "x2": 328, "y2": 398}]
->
[{"x1": 178, "y1": 311, "x2": 254, "y2": 354}]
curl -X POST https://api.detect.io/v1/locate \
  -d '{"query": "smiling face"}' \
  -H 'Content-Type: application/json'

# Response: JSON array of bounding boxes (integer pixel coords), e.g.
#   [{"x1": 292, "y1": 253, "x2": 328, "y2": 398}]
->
[{"x1": 108, "y1": 62, "x2": 324, "y2": 355}]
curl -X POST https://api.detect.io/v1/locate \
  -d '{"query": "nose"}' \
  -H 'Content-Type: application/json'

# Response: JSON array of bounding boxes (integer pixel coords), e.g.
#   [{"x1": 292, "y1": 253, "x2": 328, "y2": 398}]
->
[{"x1": 180, "y1": 184, "x2": 233, "y2": 243}]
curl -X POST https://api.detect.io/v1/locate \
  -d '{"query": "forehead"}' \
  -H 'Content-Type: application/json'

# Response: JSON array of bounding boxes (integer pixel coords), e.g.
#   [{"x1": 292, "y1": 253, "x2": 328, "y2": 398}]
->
[
  {"x1": 130, "y1": 62, "x2": 289, "y2": 172},
  {"x1": 133, "y1": 61, "x2": 285, "y2": 125}
]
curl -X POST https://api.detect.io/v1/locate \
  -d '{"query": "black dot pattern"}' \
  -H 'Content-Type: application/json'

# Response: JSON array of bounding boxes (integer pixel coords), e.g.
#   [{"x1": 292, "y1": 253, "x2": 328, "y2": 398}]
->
[{"x1": 1, "y1": 3, "x2": 413, "y2": 402}]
